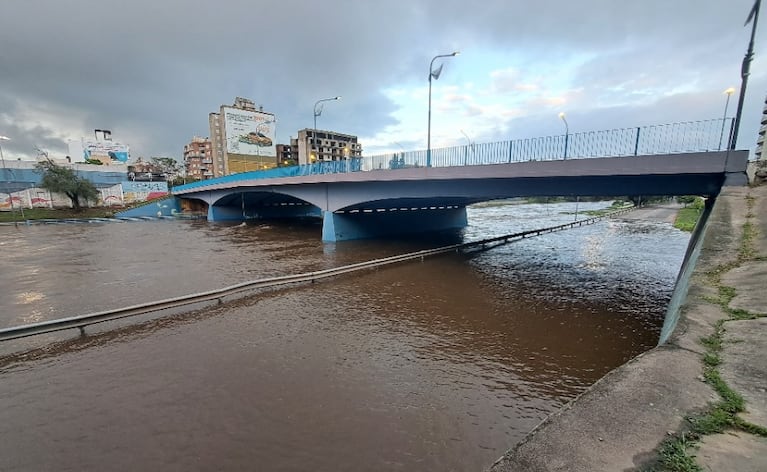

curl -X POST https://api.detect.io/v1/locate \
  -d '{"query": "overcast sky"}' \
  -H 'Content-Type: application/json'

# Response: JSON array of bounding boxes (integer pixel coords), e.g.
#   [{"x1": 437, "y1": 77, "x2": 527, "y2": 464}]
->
[{"x1": 0, "y1": 0, "x2": 765, "y2": 161}]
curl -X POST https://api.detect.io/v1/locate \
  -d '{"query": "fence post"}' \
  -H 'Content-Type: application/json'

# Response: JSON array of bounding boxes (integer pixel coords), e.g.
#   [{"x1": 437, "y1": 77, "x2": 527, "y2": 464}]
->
[
  {"x1": 508, "y1": 141, "x2": 513, "y2": 163},
  {"x1": 464, "y1": 145, "x2": 468, "y2": 166},
  {"x1": 634, "y1": 127, "x2": 641, "y2": 156}
]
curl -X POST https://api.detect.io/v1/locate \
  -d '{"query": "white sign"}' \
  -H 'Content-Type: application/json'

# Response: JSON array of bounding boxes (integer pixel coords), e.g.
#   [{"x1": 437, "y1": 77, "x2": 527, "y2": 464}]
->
[{"x1": 224, "y1": 108, "x2": 276, "y2": 157}]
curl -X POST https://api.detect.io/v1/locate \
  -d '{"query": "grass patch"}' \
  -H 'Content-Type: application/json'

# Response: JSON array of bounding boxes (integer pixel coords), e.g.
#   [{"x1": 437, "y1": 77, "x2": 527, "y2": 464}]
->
[
  {"x1": 0, "y1": 207, "x2": 120, "y2": 222},
  {"x1": 654, "y1": 433, "x2": 701, "y2": 472},
  {"x1": 674, "y1": 207, "x2": 702, "y2": 232}
]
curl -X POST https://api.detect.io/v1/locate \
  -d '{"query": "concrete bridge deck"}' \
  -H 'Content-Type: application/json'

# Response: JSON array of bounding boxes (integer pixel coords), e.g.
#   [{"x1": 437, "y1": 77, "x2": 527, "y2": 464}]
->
[
  {"x1": 488, "y1": 184, "x2": 767, "y2": 471},
  {"x1": 173, "y1": 150, "x2": 749, "y2": 241}
]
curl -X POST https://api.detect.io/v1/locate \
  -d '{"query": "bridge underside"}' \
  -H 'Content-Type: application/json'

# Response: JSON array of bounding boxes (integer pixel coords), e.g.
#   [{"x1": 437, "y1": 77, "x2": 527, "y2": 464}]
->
[
  {"x1": 323, "y1": 198, "x2": 472, "y2": 241},
  {"x1": 207, "y1": 192, "x2": 473, "y2": 241},
  {"x1": 208, "y1": 192, "x2": 320, "y2": 221}
]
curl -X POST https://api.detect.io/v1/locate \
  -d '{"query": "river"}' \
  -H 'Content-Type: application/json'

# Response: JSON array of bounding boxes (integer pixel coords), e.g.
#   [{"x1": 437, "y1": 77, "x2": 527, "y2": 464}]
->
[{"x1": 0, "y1": 201, "x2": 689, "y2": 471}]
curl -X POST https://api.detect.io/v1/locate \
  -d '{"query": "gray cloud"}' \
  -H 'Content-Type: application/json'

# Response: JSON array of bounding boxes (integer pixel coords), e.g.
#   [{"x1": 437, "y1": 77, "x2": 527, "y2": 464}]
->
[{"x1": 0, "y1": 0, "x2": 764, "y2": 160}]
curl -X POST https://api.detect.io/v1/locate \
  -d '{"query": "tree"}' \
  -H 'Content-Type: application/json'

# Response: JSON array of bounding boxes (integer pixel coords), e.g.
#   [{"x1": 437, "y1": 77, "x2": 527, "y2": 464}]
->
[
  {"x1": 36, "y1": 160, "x2": 99, "y2": 210},
  {"x1": 151, "y1": 157, "x2": 180, "y2": 175}
]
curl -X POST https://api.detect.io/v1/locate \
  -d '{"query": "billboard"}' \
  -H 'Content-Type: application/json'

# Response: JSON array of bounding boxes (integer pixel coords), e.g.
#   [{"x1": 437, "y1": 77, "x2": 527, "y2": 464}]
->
[
  {"x1": 223, "y1": 108, "x2": 276, "y2": 157},
  {"x1": 69, "y1": 138, "x2": 130, "y2": 163},
  {"x1": 84, "y1": 140, "x2": 130, "y2": 162}
]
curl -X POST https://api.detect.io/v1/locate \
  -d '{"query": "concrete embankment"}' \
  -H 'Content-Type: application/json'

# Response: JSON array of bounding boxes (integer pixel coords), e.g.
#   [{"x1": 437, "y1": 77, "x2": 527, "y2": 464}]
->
[{"x1": 489, "y1": 186, "x2": 767, "y2": 471}]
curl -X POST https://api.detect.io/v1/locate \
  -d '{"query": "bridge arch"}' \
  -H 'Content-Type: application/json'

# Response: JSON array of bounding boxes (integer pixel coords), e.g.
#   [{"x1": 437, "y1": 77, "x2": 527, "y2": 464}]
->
[{"x1": 206, "y1": 189, "x2": 321, "y2": 221}]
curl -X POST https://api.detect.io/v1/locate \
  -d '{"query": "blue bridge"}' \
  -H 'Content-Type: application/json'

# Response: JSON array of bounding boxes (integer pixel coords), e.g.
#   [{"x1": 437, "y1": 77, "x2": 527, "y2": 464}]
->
[{"x1": 171, "y1": 118, "x2": 749, "y2": 241}]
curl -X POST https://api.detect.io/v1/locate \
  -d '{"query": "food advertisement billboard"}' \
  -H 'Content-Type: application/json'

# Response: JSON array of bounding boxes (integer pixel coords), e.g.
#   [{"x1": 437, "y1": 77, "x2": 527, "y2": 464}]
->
[{"x1": 224, "y1": 108, "x2": 276, "y2": 157}]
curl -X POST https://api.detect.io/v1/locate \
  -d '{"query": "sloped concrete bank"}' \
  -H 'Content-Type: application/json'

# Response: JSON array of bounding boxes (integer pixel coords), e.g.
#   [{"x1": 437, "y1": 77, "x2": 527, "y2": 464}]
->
[{"x1": 489, "y1": 186, "x2": 767, "y2": 471}]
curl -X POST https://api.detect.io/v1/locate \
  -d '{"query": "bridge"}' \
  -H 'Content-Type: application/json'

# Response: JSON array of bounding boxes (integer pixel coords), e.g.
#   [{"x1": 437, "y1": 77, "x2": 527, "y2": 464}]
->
[{"x1": 171, "y1": 118, "x2": 749, "y2": 241}]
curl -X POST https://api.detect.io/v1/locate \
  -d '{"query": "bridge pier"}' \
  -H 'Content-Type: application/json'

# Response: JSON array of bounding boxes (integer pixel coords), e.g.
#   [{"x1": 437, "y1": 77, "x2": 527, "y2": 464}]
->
[
  {"x1": 207, "y1": 203, "x2": 244, "y2": 221},
  {"x1": 322, "y1": 207, "x2": 468, "y2": 242}
]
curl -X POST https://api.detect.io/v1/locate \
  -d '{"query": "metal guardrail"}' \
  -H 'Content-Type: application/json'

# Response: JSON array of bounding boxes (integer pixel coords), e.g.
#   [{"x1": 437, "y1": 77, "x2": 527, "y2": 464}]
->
[
  {"x1": 0, "y1": 206, "x2": 636, "y2": 342},
  {"x1": 173, "y1": 117, "x2": 734, "y2": 193}
]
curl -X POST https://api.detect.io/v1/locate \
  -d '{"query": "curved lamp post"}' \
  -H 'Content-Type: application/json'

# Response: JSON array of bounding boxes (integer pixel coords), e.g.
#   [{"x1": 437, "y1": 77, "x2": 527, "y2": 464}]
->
[
  {"x1": 558, "y1": 112, "x2": 569, "y2": 159},
  {"x1": 719, "y1": 87, "x2": 736, "y2": 150},
  {"x1": 427, "y1": 51, "x2": 459, "y2": 168},
  {"x1": 313, "y1": 96, "x2": 341, "y2": 163}
]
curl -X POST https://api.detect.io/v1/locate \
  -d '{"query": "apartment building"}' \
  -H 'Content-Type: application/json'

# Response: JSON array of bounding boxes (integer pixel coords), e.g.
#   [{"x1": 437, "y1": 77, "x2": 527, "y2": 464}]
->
[
  {"x1": 209, "y1": 97, "x2": 277, "y2": 176},
  {"x1": 183, "y1": 136, "x2": 213, "y2": 180},
  {"x1": 276, "y1": 144, "x2": 296, "y2": 166},
  {"x1": 293, "y1": 129, "x2": 362, "y2": 165}
]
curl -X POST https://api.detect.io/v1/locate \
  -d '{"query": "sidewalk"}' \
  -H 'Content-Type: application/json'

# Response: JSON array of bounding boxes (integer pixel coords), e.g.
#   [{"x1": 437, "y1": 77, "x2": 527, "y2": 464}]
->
[{"x1": 489, "y1": 185, "x2": 767, "y2": 471}]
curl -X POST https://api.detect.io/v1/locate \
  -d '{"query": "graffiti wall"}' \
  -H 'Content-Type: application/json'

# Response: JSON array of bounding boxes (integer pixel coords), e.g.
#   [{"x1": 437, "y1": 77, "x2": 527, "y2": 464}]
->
[
  {"x1": 1, "y1": 181, "x2": 168, "y2": 210},
  {"x1": 121, "y1": 181, "x2": 169, "y2": 204}
]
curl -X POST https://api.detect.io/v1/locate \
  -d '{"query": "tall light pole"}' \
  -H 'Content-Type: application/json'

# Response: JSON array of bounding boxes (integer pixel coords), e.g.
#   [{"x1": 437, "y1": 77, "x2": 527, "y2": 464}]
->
[
  {"x1": 460, "y1": 129, "x2": 474, "y2": 165},
  {"x1": 248, "y1": 118, "x2": 275, "y2": 172},
  {"x1": 0, "y1": 135, "x2": 19, "y2": 226},
  {"x1": 720, "y1": 87, "x2": 736, "y2": 150},
  {"x1": 559, "y1": 112, "x2": 569, "y2": 159},
  {"x1": 427, "y1": 51, "x2": 459, "y2": 168},
  {"x1": 730, "y1": 0, "x2": 762, "y2": 150},
  {"x1": 313, "y1": 96, "x2": 340, "y2": 163}
]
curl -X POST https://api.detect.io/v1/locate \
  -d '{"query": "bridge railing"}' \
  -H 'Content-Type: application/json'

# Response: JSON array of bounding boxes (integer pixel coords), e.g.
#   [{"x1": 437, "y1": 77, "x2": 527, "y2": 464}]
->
[
  {"x1": 173, "y1": 117, "x2": 733, "y2": 192},
  {"x1": 367, "y1": 117, "x2": 734, "y2": 170}
]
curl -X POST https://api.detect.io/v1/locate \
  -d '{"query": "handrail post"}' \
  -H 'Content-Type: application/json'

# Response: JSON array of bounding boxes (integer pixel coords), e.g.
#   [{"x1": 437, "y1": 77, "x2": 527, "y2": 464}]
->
[
  {"x1": 634, "y1": 127, "x2": 641, "y2": 156},
  {"x1": 508, "y1": 141, "x2": 513, "y2": 163}
]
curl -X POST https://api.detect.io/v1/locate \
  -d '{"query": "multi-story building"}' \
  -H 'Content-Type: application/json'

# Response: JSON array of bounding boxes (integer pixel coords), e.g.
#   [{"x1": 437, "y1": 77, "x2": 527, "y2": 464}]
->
[
  {"x1": 293, "y1": 129, "x2": 362, "y2": 165},
  {"x1": 183, "y1": 136, "x2": 213, "y2": 180},
  {"x1": 756, "y1": 94, "x2": 767, "y2": 160},
  {"x1": 209, "y1": 97, "x2": 277, "y2": 176},
  {"x1": 276, "y1": 144, "x2": 296, "y2": 166},
  {"x1": 209, "y1": 113, "x2": 225, "y2": 177}
]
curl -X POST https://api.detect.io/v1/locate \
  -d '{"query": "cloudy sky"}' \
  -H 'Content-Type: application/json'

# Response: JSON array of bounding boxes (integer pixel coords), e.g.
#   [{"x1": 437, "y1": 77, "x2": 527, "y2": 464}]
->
[{"x1": 0, "y1": 0, "x2": 765, "y2": 161}]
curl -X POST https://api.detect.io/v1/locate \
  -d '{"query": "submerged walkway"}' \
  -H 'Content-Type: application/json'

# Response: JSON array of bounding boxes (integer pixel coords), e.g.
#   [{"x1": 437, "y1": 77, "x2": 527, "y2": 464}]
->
[{"x1": 489, "y1": 185, "x2": 767, "y2": 471}]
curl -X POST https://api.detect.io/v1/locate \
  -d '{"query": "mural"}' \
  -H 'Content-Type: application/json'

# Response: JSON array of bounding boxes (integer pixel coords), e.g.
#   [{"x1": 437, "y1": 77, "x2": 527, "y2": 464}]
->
[
  {"x1": 121, "y1": 181, "x2": 169, "y2": 204},
  {"x1": 0, "y1": 181, "x2": 168, "y2": 210}
]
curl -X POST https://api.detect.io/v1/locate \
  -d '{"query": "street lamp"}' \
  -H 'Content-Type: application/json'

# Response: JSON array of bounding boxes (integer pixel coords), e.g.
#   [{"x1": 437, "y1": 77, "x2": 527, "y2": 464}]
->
[
  {"x1": 343, "y1": 145, "x2": 351, "y2": 173},
  {"x1": 313, "y1": 96, "x2": 341, "y2": 163},
  {"x1": 460, "y1": 129, "x2": 475, "y2": 165},
  {"x1": 730, "y1": 0, "x2": 762, "y2": 150},
  {"x1": 559, "y1": 112, "x2": 569, "y2": 159},
  {"x1": 427, "y1": 51, "x2": 459, "y2": 168},
  {"x1": 250, "y1": 118, "x2": 276, "y2": 172},
  {"x1": 0, "y1": 135, "x2": 19, "y2": 225},
  {"x1": 719, "y1": 87, "x2": 736, "y2": 150}
]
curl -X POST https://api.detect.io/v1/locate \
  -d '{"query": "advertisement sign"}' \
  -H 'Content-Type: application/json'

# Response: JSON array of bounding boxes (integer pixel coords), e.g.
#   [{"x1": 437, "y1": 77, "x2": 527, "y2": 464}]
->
[
  {"x1": 224, "y1": 108, "x2": 276, "y2": 157},
  {"x1": 84, "y1": 140, "x2": 130, "y2": 162}
]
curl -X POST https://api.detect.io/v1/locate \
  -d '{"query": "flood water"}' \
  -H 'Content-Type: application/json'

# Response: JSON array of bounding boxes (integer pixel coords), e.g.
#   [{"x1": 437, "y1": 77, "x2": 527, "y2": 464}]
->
[{"x1": 0, "y1": 201, "x2": 690, "y2": 471}]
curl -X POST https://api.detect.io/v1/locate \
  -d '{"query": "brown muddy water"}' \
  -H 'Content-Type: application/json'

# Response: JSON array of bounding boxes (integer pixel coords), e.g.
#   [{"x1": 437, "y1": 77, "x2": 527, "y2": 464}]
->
[{"x1": 0, "y1": 201, "x2": 690, "y2": 471}]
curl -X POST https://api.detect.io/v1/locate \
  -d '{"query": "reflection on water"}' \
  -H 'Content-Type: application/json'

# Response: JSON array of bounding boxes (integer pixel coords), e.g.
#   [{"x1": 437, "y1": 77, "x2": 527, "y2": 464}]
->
[{"x1": 0, "y1": 201, "x2": 690, "y2": 471}]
